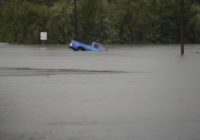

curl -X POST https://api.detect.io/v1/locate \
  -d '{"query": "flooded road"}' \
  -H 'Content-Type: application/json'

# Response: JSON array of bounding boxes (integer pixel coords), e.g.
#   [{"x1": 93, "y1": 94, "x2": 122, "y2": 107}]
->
[{"x1": 0, "y1": 43, "x2": 200, "y2": 140}]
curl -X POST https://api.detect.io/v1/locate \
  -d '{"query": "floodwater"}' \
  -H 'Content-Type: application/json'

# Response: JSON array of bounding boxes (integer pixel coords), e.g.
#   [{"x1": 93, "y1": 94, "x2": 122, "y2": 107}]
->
[{"x1": 0, "y1": 43, "x2": 200, "y2": 140}]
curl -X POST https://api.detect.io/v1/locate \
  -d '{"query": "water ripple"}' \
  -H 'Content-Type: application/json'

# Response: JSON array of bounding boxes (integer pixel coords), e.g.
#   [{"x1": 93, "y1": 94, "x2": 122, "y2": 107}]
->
[{"x1": 0, "y1": 67, "x2": 129, "y2": 77}]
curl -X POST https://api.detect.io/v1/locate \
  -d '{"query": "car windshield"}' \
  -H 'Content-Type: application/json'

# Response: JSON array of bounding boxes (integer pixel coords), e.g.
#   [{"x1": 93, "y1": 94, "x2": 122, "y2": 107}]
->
[{"x1": 93, "y1": 43, "x2": 99, "y2": 49}]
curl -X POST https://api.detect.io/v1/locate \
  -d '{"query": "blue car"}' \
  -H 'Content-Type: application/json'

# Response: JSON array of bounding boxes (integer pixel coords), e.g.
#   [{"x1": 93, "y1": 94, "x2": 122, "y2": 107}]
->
[{"x1": 69, "y1": 40, "x2": 106, "y2": 51}]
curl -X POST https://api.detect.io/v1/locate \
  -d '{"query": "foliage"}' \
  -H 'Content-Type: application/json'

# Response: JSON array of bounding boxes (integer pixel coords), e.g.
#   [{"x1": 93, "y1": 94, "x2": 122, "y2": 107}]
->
[
  {"x1": 77, "y1": 0, "x2": 110, "y2": 43},
  {"x1": 0, "y1": 0, "x2": 199, "y2": 44},
  {"x1": 46, "y1": 0, "x2": 73, "y2": 43},
  {"x1": 0, "y1": 0, "x2": 49, "y2": 43}
]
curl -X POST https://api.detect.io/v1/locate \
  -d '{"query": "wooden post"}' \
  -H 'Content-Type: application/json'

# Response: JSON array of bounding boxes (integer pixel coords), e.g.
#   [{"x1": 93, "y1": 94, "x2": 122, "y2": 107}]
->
[{"x1": 180, "y1": 0, "x2": 184, "y2": 55}]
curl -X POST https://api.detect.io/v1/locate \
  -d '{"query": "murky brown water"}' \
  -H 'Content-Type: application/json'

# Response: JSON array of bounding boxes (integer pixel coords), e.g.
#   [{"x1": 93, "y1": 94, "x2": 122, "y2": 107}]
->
[{"x1": 0, "y1": 43, "x2": 200, "y2": 140}]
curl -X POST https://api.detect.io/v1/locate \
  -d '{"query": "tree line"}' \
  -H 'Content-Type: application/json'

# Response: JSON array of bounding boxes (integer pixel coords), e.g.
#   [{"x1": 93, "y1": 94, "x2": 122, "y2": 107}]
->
[{"x1": 0, "y1": 0, "x2": 200, "y2": 44}]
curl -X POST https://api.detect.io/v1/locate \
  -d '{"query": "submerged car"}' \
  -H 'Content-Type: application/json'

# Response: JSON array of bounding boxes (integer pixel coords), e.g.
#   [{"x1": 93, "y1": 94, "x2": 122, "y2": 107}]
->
[{"x1": 69, "y1": 40, "x2": 106, "y2": 51}]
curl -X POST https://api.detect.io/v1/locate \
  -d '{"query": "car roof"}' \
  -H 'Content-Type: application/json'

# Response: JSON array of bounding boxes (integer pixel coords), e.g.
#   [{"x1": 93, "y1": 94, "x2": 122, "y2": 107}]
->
[{"x1": 92, "y1": 42, "x2": 104, "y2": 46}]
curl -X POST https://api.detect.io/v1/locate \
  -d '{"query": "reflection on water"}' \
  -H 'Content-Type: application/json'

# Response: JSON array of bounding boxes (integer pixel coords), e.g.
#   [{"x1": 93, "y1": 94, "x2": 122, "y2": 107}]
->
[{"x1": 0, "y1": 43, "x2": 200, "y2": 140}]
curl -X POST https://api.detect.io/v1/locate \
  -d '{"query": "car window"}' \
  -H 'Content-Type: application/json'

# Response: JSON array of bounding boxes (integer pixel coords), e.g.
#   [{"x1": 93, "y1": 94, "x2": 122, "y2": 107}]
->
[{"x1": 93, "y1": 43, "x2": 99, "y2": 49}]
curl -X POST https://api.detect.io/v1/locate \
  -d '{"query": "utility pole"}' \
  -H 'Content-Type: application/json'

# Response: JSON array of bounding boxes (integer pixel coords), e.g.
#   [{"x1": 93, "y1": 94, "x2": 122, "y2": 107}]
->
[
  {"x1": 73, "y1": 0, "x2": 78, "y2": 39},
  {"x1": 180, "y1": 0, "x2": 184, "y2": 55}
]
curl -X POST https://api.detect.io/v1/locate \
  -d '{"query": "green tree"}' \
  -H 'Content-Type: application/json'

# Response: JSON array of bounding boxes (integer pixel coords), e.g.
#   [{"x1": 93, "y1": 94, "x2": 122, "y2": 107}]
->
[
  {"x1": 77, "y1": 0, "x2": 110, "y2": 43},
  {"x1": 46, "y1": 0, "x2": 73, "y2": 43},
  {"x1": 1, "y1": 0, "x2": 49, "y2": 43},
  {"x1": 0, "y1": 0, "x2": 199, "y2": 44}
]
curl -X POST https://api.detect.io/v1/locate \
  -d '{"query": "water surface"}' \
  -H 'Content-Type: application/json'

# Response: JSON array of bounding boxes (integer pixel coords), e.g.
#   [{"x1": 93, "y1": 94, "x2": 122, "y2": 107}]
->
[{"x1": 0, "y1": 43, "x2": 200, "y2": 140}]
